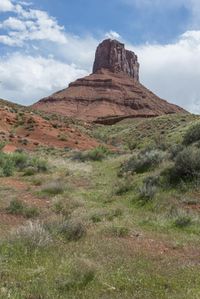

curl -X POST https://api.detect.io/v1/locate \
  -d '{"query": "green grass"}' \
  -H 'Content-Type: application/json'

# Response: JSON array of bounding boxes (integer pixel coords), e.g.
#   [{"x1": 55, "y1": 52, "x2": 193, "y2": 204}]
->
[{"x1": 1, "y1": 114, "x2": 200, "y2": 298}]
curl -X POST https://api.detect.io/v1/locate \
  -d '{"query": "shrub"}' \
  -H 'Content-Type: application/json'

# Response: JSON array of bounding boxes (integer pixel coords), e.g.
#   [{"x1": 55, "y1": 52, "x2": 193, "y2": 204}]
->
[
  {"x1": 6, "y1": 200, "x2": 39, "y2": 218},
  {"x1": 41, "y1": 180, "x2": 66, "y2": 196},
  {"x1": 23, "y1": 166, "x2": 37, "y2": 176},
  {"x1": 169, "y1": 144, "x2": 184, "y2": 160},
  {"x1": 11, "y1": 221, "x2": 52, "y2": 248},
  {"x1": 6, "y1": 199, "x2": 24, "y2": 215},
  {"x1": 174, "y1": 216, "x2": 192, "y2": 228},
  {"x1": 1, "y1": 158, "x2": 14, "y2": 177},
  {"x1": 139, "y1": 184, "x2": 156, "y2": 201},
  {"x1": 169, "y1": 147, "x2": 200, "y2": 182},
  {"x1": 58, "y1": 219, "x2": 86, "y2": 241},
  {"x1": 119, "y1": 149, "x2": 165, "y2": 175},
  {"x1": 0, "y1": 152, "x2": 49, "y2": 177},
  {"x1": 11, "y1": 152, "x2": 29, "y2": 170},
  {"x1": 56, "y1": 259, "x2": 96, "y2": 291},
  {"x1": 72, "y1": 146, "x2": 110, "y2": 162},
  {"x1": 114, "y1": 178, "x2": 132, "y2": 195},
  {"x1": 183, "y1": 122, "x2": 200, "y2": 145},
  {"x1": 0, "y1": 153, "x2": 14, "y2": 177},
  {"x1": 53, "y1": 198, "x2": 83, "y2": 217},
  {"x1": 139, "y1": 178, "x2": 158, "y2": 203},
  {"x1": 32, "y1": 157, "x2": 49, "y2": 173}
]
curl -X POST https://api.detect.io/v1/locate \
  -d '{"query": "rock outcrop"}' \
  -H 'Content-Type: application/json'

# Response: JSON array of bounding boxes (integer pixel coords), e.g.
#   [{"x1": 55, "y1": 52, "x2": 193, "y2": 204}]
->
[
  {"x1": 93, "y1": 39, "x2": 139, "y2": 81},
  {"x1": 33, "y1": 39, "x2": 187, "y2": 124}
]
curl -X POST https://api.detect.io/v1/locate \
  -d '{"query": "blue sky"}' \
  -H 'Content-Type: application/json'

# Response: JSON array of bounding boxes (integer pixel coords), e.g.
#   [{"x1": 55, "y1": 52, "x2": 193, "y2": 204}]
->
[
  {"x1": 29, "y1": 0, "x2": 190, "y2": 44},
  {"x1": 0, "y1": 0, "x2": 200, "y2": 113}
]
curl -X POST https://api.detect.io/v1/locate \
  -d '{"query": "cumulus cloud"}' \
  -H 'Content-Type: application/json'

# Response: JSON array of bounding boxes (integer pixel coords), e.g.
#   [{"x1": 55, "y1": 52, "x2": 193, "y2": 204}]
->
[
  {"x1": 0, "y1": 0, "x2": 14, "y2": 12},
  {"x1": 130, "y1": 30, "x2": 200, "y2": 113},
  {"x1": 0, "y1": 53, "x2": 87, "y2": 104},
  {"x1": 0, "y1": 17, "x2": 26, "y2": 31},
  {"x1": 0, "y1": 1, "x2": 67, "y2": 46}
]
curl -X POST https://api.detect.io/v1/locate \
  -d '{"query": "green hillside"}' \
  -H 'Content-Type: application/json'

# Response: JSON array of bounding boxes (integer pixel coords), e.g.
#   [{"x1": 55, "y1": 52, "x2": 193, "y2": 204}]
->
[{"x1": 1, "y1": 113, "x2": 200, "y2": 298}]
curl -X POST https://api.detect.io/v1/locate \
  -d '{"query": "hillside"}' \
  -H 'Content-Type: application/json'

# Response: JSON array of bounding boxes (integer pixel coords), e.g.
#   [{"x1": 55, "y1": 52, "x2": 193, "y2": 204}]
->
[
  {"x1": 0, "y1": 98, "x2": 98, "y2": 152},
  {"x1": 1, "y1": 113, "x2": 200, "y2": 298}
]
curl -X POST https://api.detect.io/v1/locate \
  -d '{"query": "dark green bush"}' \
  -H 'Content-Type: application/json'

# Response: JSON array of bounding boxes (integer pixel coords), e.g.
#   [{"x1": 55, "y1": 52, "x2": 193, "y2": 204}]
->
[
  {"x1": 183, "y1": 122, "x2": 200, "y2": 145},
  {"x1": 169, "y1": 147, "x2": 200, "y2": 182}
]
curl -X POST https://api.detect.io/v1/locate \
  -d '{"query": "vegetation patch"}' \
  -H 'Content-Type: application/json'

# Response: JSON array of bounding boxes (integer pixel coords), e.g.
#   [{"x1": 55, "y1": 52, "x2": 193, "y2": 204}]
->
[{"x1": 6, "y1": 199, "x2": 39, "y2": 218}]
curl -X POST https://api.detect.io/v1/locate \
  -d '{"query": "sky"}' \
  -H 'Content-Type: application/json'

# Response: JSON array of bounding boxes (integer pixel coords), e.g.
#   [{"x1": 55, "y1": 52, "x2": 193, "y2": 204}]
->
[{"x1": 0, "y1": 0, "x2": 200, "y2": 113}]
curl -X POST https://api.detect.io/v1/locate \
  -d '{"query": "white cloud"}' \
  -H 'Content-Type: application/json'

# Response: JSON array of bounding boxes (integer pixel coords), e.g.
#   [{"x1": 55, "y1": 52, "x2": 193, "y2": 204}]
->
[
  {"x1": 0, "y1": 53, "x2": 87, "y2": 104},
  {"x1": 0, "y1": 0, "x2": 14, "y2": 12},
  {"x1": 0, "y1": 1, "x2": 68, "y2": 46},
  {"x1": 128, "y1": 30, "x2": 200, "y2": 113},
  {"x1": 0, "y1": 17, "x2": 26, "y2": 31},
  {"x1": 105, "y1": 31, "x2": 121, "y2": 40}
]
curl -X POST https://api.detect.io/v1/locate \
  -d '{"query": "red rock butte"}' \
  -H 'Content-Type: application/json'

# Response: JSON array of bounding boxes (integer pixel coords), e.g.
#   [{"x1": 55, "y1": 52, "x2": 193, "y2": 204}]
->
[{"x1": 33, "y1": 39, "x2": 187, "y2": 124}]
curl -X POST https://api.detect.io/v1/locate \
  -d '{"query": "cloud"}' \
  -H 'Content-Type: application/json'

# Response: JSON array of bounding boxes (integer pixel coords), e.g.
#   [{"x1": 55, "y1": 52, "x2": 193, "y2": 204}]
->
[
  {"x1": 0, "y1": 0, "x2": 14, "y2": 12},
  {"x1": 129, "y1": 30, "x2": 200, "y2": 113},
  {"x1": 0, "y1": 17, "x2": 26, "y2": 31},
  {"x1": 105, "y1": 31, "x2": 121, "y2": 40},
  {"x1": 0, "y1": 1, "x2": 68, "y2": 46},
  {"x1": 0, "y1": 53, "x2": 87, "y2": 104}
]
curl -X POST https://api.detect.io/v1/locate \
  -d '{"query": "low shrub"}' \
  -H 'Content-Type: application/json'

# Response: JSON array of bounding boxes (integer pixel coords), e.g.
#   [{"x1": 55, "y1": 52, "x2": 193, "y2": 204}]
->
[
  {"x1": 11, "y1": 221, "x2": 52, "y2": 248},
  {"x1": 41, "y1": 180, "x2": 66, "y2": 196},
  {"x1": 183, "y1": 122, "x2": 200, "y2": 145},
  {"x1": 174, "y1": 216, "x2": 192, "y2": 228},
  {"x1": 72, "y1": 146, "x2": 110, "y2": 162},
  {"x1": 119, "y1": 149, "x2": 165, "y2": 175},
  {"x1": 138, "y1": 175, "x2": 159, "y2": 202},
  {"x1": 168, "y1": 147, "x2": 200, "y2": 183},
  {"x1": 0, "y1": 153, "x2": 14, "y2": 177},
  {"x1": 57, "y1": 219, "x2": 86, "y2": 241},
  {"x1": 53, "y1": 198, "x2": 83, "y2": 217},
  {"x1": 56, "y1": 259, "x2": 96, "y2": 291},
  {"x1": 114, "y1": 178, "x2": 132, "y2": 195},
  {"x1": 169, "y1": 144, "x2": 184, "y2": 161},
  {"x1": 6, "y1": 200, "x2": 39, "y2": 218},
  {"x1": 0, "y1": 152, "x2": 49, "y2": 177}
]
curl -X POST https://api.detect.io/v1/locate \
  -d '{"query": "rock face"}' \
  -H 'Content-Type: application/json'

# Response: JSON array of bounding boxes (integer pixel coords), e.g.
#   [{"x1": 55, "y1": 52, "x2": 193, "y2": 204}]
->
[
  {"x1": 93, "y1": 39, "x2": 139, "y2": 81},
  {"x1": 33, "y1": 39, "x2": 187, "y2": 124}
]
